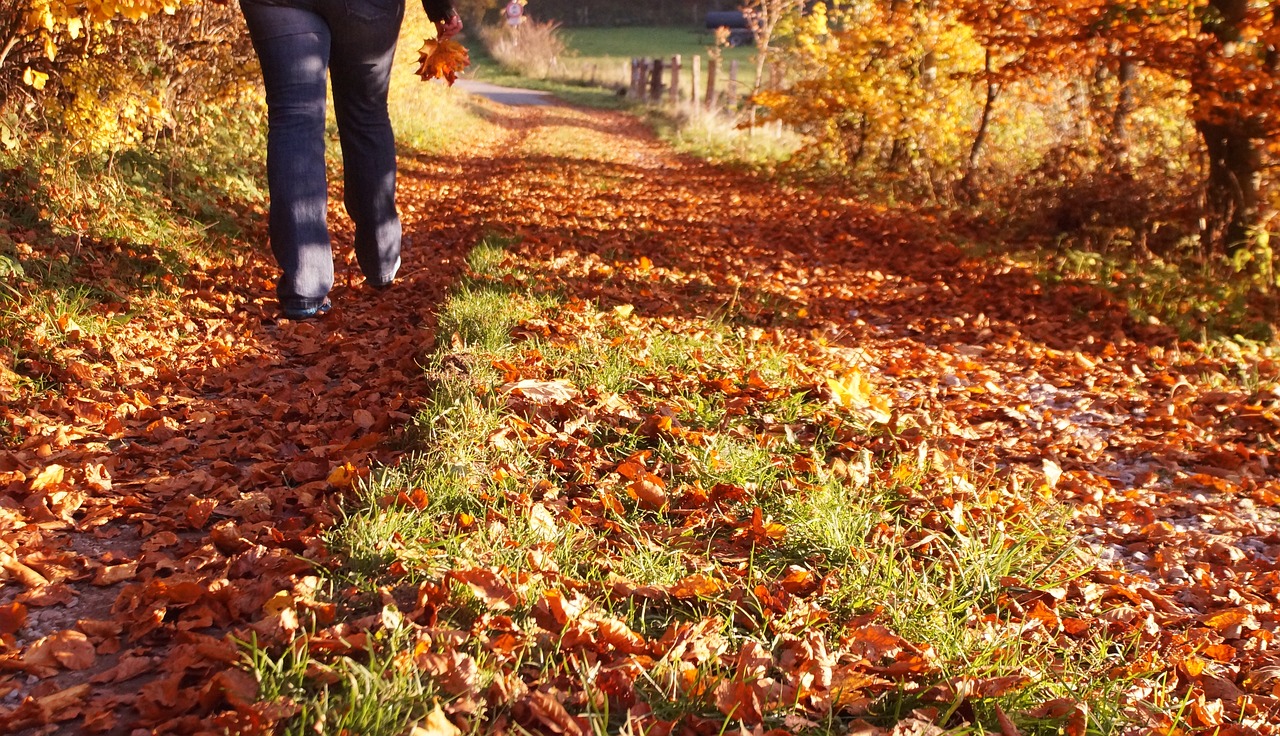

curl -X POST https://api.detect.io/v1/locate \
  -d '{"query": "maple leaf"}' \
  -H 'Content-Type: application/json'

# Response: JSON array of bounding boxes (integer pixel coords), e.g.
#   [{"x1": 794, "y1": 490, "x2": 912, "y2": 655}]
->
[
  {"x1": 826, "y1": 369, "x2": 892, "y2": 423},
  {"x1": 415, "y1": 38, "x2": 470, "y2": 86}
]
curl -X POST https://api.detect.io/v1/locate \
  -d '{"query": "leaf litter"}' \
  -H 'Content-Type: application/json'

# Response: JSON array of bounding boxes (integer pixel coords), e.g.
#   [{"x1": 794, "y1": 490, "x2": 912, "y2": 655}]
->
[{"x1": 0, "y1": 99, "x2": 1277, "y2": 735}]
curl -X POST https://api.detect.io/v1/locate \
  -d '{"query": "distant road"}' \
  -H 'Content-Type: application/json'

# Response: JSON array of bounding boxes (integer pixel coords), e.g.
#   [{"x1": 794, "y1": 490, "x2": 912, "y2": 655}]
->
[{"x1": 456, "y1": 79, "x2": 555, "y2": 106}]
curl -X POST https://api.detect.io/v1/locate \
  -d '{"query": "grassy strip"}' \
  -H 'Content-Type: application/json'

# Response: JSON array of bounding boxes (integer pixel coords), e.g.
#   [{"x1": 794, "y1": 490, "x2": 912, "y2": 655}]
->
[
  {"x1": 1003, "y1": 244, "x2": 1279, "y2": 345},
  {"x1": 243, "y1": 238, "x2": 1135, "y2": 735},
  {"x1": 0, "y1": 112, "x2": 269, "y2": 409}
]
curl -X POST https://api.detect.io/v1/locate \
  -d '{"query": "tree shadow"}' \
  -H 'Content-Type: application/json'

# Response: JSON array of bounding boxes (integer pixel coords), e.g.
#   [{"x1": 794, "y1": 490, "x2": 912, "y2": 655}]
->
[{"x1": 398, "y1": 147, "x2": 1171, "y2": 358}]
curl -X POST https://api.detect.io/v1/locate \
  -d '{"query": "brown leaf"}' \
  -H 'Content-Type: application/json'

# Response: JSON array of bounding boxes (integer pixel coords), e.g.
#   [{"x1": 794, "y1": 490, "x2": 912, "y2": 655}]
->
[
  {"x1": 186, "y1": 496, "x2": 218, "y2": 529},
  {"x1": 628, "y1": 476, "x2": 667, "y2": 509},
  {"x1": 452, "y1": 568, "x2": 518, "y2": 610},
  {"x1": 35, "y1": 682, "x2": 91, "y2": 723},
  {"x1": 26, "y1": 629, "x2": 96, "y2": 671},
  {"x1": 411, "y1": 704, "x2": 462, "y2": 736},
  {"x1": 525, "y1": 689, "x2": 586, "y2": 736},
  {"x1": 93, "y1": 560, "x2": 138, "y2": 586},
  {"x1": 501, "y1": 378, "x2": 580, "y2": 404},
  {"x1": 90, "y1": 654, "x2": 154, "y2": 684},
  {"x1": 353, "y1": 408, "x2": 376, "y2": 429},
  {"x1": 994, "y1": 704, "x2": 1021, "y2": 736},
  {"x1": 2, "y1": 552, "x2": 50, "y2": 588},
  {"x1": 211, "y1": 668, "x2": 259, "y2": 709}
]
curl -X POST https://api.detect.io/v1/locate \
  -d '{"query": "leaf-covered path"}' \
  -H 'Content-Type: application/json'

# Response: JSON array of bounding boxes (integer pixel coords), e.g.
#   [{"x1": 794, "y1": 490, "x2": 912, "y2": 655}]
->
[{"x1": 2, "y1": 99, "x2": 1278, "y2": 734}]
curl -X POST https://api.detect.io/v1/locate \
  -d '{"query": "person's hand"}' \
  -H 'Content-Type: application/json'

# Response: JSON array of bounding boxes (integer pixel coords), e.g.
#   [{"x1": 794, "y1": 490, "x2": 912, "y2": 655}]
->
[{"x1": 435, "y1": 13, "x2": 463, "y2": 40}]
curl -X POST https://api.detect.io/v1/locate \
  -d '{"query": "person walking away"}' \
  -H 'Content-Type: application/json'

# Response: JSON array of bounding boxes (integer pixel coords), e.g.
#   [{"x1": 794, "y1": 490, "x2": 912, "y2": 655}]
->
[{"x1": 240, "y1": 0, "x2": 462, "y2": 319}]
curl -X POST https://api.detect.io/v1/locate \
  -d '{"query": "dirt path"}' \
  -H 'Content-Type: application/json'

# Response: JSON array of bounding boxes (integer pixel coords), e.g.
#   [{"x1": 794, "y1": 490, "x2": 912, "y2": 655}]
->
[{"x1": 2, "y1": 99, "x2": 1277, "y2": 733}]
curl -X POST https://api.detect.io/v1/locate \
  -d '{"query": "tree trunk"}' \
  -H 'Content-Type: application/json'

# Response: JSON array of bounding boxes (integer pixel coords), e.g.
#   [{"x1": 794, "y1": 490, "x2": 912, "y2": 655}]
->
[
  {"x1": 1196, "y1": 117, "x2": 1262, "y2": 255},
  {"x1": 1194, "y1": 0, "x2": 1263, "y2": 255},
  {"x1": 962, "y1": 48, "x2": 999, "y2": 195},
  {"x1": 1108, "y1": 56, "x2": 1136, "y2": 165}
]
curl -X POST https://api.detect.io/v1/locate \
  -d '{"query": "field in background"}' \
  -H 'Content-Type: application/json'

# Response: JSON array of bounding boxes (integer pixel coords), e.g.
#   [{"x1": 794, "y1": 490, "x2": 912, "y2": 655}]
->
[
  {"x1": 477, "y1": 25, "x2": 759, "y2": 95},
  {"x1": 564, "y1": 27, "x2": 758, "y2": 94}
]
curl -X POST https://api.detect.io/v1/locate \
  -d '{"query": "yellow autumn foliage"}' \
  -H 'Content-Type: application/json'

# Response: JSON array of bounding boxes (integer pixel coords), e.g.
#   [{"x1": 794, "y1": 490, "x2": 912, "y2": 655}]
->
[
  {"x1": 3, "y1": 0, "x2": 257, "y2": 152},
  {"x1": 757, "y1": 0, "x2": 984, "y2": 187}
]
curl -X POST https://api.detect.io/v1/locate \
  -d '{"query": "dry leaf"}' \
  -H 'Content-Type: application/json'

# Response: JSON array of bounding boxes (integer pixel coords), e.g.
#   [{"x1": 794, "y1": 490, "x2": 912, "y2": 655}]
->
[
  {"x1": 501, "y1": 379, "x2": 579, "y2": 404},
  {"x1": 415, "y1": 38, "x2": 470, "y2": 85},
  {"x1": 411, "y1": 704, "x2": 462, "y2": 736},
  {"x1": 669, "y1": 573, "x2": 725, "y2": 599}
]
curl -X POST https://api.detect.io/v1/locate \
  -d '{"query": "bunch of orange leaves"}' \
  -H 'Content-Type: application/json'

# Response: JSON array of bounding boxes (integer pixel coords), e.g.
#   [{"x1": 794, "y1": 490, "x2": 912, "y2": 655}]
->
[{"x1": 415, "y1": 39, "x2": 470, "y2": 86}]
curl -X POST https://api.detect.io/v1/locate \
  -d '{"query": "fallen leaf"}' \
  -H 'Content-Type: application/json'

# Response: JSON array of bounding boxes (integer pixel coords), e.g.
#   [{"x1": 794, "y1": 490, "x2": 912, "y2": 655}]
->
[
  {"x1": 411, "y1": 704, "x2": 462, "y2": 736},
  {"x1": 501, "y1": 379, "x2": 580, "y2": 404},
  {"x1": 669, "y1": 573, "x2": 725, "y2": 599},
  {"x1": 0, "y1": 601, "x2": 27, "y2": 634},
  {"x1": 26, "y1": 629, "x2": 96, "y2": 670},
  {"x1": 452, "y1": 568, "x2": 518, "y2": 610},
  {"x1": 29, "y1": 464, "x2": 66, "y2": 491}
]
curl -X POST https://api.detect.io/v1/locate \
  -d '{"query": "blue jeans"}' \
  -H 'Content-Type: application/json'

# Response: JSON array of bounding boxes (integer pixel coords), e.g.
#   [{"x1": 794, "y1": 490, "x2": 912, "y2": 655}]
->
[{"x1": 241, "y1": 0, "x2": 405, "y2": 312}]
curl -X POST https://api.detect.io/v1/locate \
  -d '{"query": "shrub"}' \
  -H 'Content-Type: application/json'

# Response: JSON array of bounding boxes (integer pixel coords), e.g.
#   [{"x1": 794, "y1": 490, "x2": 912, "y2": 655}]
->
[{"x1": 477, "y1": 19, "x2": 568, "y2": 80}]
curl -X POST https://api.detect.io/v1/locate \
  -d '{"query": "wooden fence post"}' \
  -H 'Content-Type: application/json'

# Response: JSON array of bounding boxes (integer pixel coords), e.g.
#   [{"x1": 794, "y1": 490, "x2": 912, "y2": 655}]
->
[
  {"x1": 670, "y1": 54, "x2": 681, "y2": 105},
  {"x1": 691, "y1": 55, "x2": 702, "y2": 110},
  {"x1": 705, "y1": 57, "x2": 718, "y2": 110},
  {"x1": 637, "y1": 58, "x2": 646, "y2": 100},
  {"x1": 649, "y1": 57, "x2": 664, "y2": 103},
  {"x1": 727, "y1": 60, "x2": 739, "y2": 106},
  {"x1": 629, "y1": 58, "x2": 641, "y2": 98}
]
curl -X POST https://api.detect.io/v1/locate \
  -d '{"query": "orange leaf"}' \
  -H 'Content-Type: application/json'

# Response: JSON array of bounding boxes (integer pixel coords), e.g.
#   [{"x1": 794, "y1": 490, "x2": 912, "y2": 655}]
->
[
  {"x1": 628, "y1": 476, "x2": 668, "y2": 509},
  {"x1": 0, "y1": 601, "x2": 27, "y2": 635},
  {"x1": 452, "y1": 568, "x2": 518, "y2": 610},
  {"x1": 1202, "y1": 608, "x2": 1249, "y2": 631},
  {"x1": 327, "y1": 462, "x2": 358, "y2": 488},
  {"x1": 29, "y1": 464, "x2": 65, "y2": 491},
  {"x1": 415, "y1": 38, "x2": 471, "y2": 86},
  {"x1": 669, "y1": 573, "x2": 725, "y2": 599},
  {"x1": 596, "y1": 617, "x2": 646, "y2": 653},
  {"x1": 27, "y1": 630, "x2": 96, "y2": 671}
]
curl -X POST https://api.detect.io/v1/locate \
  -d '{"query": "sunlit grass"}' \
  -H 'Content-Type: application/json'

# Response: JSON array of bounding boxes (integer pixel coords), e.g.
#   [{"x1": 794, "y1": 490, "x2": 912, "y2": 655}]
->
[{"x1": 245, "y1": 236, "x2": 1132, "y2": 735}]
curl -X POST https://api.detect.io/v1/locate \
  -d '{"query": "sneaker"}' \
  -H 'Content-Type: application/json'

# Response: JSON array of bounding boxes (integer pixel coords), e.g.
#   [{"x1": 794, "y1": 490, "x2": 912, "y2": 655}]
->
[{"x1": 281, "y1": 297, "x2": 332, "y2": 320}]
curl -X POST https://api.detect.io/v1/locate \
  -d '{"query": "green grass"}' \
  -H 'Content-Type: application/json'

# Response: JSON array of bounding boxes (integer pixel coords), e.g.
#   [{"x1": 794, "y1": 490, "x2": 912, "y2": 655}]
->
[
  {"x1": 240, "y1": 234, "x2": 1134, "y2": 735},
  {"x1": 462, "y1": 25, "x2": 759, "y2": 108},
  {"x1": 462, "y1": 40, "x2": 634, "y2": 109},
  {"x1": 243, "y1": 625, "x2": 461, "y2": 736},
  {"x1": 562, "y1": 27, "x2": 758, "y2": 91},
  {"x1": 0, "y1": 104, "x2": 269, "y2": 401}
]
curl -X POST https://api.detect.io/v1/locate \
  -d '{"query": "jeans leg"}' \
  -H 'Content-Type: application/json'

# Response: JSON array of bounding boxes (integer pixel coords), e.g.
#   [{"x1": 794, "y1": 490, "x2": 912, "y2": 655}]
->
[
  {"x1": 328, "y1": 0, "x2": 404, "y2": 286},
  {"x1": 241, "y1": 1, "x2": 334, "y2": 311}
]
